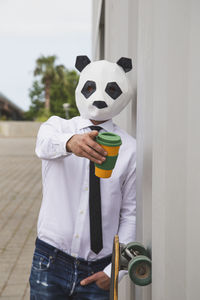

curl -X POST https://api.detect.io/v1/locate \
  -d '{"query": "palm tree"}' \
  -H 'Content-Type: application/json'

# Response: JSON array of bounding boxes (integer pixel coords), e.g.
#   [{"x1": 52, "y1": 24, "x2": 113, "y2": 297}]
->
[
  {"x1": 34, "y1": 55, "x2": 57, "y2": 111},
  {"x1": 29, "y1": 55, "x2": 79, "y2": 120}
]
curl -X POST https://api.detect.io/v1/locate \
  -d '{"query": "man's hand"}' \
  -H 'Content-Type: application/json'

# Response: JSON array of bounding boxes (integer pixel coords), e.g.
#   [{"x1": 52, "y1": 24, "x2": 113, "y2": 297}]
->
[
  {"x1": 80, "y1": 271, "x2": 110, "y2": 291},
  {"x1": 66, "y1": 131, "x2": 107, "y2": 164}
]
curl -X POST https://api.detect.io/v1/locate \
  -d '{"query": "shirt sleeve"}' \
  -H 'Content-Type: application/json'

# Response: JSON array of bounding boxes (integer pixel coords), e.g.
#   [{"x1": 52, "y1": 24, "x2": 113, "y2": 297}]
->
[
  {"x1": 103, "y1": 155, "x2": 136, "y2": 282},
  {"x1": 35, "y1": 116, "x2": 75, "y2": 160},
  {"x1": 103, "y1": 264, "x2": 127, "y2": 282}
]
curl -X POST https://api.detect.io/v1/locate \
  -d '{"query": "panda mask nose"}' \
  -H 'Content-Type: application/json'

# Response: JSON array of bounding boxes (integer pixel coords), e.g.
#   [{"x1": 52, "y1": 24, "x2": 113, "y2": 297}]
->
[{"x1": 92, "y1": 101, "x2": 108, "y2": 109}]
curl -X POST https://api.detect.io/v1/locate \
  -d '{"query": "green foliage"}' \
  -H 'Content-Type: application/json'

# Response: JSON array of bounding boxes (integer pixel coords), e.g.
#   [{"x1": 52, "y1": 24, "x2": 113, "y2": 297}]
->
[
  {"x1": 34, "y1": 55, "x2": 57, "y2": 80},
  {"x1": 50, "y1": 69, "x2": 79, "y2": 119},
  {"x1": 24, "y1": 81, "x2": 44, "y2": 120},
  {"x1": 25, "y1": 55, "x2": 80, "y2": 121},
  {"x1": 0, "y1": 115, "x2": 7, "y2": 121},
  {"x1": 35, "y1": 108, "x2": 52, "y2": 122}
]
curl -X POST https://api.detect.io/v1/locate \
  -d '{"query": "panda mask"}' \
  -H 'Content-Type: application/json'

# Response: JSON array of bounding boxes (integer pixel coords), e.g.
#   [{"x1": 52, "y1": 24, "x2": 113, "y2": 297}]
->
[{"x1": 75, "y1": 56, "x2": 133, "y2": 121}]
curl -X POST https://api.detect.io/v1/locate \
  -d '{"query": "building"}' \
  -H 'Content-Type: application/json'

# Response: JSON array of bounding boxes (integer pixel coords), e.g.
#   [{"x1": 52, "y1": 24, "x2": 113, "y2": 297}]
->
[
  {"x1": 0, "y1": 92, "x2": 24, "y2": 120},
  {"x1": 92, "y1": 1, "x2": 200, "y2": 300}
]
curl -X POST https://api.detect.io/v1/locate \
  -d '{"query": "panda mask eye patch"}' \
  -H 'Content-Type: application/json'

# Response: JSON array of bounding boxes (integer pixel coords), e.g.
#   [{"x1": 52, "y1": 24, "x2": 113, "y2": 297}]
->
[
  {"x1": 105, "y1": 82, "x2": 122, "y2": 100},
  {"x1": 81, "y1": 80, "x2": 96, "y2": 99}
]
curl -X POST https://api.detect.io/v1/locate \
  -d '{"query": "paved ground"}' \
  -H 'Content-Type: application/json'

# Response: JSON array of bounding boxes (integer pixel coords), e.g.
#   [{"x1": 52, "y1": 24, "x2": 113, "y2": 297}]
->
[{"x1": 0, "y1": 138, "x2": 42, "y2": 299}]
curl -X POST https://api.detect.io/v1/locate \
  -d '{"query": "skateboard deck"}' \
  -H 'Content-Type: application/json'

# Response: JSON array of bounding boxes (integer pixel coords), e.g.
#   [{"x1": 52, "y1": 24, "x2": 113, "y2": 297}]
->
[
  {"x1": 109, "y1": 235, "x2": 151, "y2": 300},
  {"x1": 109, "y1": 235, "x2": 120, "y2": 300}
]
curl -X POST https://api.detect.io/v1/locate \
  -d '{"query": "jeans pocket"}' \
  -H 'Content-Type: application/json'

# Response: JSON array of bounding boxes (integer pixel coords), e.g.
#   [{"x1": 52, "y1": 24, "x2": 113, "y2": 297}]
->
[
  {"x1": 32, "y1": 251, "x2": 51, "y2": 271},
  {"x1": 93, "y1": 282, "x2": 110, "y2": 293}
]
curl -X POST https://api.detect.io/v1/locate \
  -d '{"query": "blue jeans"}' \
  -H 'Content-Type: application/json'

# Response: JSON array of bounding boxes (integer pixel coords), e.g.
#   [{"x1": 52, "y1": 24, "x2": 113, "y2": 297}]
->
[{"x1": 29, "y1": 238, "x2": 111, "y2": 300}]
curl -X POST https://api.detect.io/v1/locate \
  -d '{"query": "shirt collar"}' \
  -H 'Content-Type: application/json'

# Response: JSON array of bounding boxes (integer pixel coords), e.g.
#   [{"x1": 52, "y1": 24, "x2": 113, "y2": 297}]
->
[{"x1": 77, "y1": 116, "x2": 114, "y2": 132}]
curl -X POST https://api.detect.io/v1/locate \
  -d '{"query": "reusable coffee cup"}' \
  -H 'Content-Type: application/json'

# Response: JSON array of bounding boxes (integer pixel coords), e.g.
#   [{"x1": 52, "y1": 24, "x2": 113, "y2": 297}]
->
[{"x1": 95, "y1": 132, "x2": 122, "y2": 178}]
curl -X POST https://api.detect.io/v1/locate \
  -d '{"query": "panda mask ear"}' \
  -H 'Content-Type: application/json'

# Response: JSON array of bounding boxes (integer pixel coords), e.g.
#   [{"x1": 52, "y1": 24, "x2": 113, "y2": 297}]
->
[
  {"x1": 75, "y1": 55, "x2": 91, "y2": 72},
  {"x1": 116, "y1": 57, "x2": 132, "y2": 73}
]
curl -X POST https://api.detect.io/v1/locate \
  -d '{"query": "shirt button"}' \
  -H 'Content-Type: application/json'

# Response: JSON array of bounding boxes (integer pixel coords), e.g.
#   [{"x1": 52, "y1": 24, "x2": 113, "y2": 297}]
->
[
  {"x1": 75, "y1": 234, "x2": 79, "y2": 238},
  {"x1": 80, "y1": 210, "x2": 84, "y2": 214},
  {"x1": 84, "y1": 187, "x2": 89, "y2": 191}
]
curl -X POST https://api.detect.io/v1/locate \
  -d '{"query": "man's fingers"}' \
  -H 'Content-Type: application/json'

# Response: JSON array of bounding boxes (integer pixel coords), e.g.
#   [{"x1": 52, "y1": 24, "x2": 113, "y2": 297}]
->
[
  {"x1": 87, "y1": 138, "x2": 107, "y2": 157},
  {"x1": 88, "y1": 130, "x2": 107, "y2": 156},
  {"x1": 88, "y1": 131, "x2": 107, "y2": 155},
  {"x1": 88, "y1": 130, "x2": 99, "y2": 139},
  {"x1": 86, "y1": 132, "x2": 107, "y2": 156},
  {"x1": 80, "y1": 273, "x2": 98, "y2": 286},
  {"x1": 82, "y1": 145, "x2": 106, "y2": 163},
  {"x1": 81, "y1": 149, "x2": 104, "y2": 164},
  {"x1": 80, "y1": 271, "x2": 110, "y2": 289}
]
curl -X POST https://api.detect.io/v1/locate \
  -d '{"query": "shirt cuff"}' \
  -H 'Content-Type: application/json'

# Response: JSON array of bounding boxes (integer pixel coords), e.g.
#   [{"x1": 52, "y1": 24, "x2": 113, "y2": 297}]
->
[
  {"x1": 103, "y1": 263, "x2": 128, "y2": 282},
  {"x1": 60, "y1": 133, "x2": 75, "y2": 156}
]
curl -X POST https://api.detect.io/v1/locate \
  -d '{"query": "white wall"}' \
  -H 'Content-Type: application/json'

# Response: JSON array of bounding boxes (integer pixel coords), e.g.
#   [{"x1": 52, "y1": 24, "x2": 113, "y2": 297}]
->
[
  {"x1": 93, "y1": 0, "x2": 200, "y2": 299},
  {"x1": 150, "y1": 0, "x2": 200, "y2": 299},
  {"x1": 135, "y1": 0, "x2": 153, "y2": 298},
  {"x1": 138, "y1": 0, "x2": 200, "y2": 299},
  {"x1": 0, "y1": 121, "x2": 41, "y2": 137}
]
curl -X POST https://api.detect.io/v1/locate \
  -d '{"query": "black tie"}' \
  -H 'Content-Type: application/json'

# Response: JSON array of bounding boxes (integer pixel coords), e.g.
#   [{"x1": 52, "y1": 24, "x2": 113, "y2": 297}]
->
[{"x1": 89, "y1": 125, "x2": 103, "y2": 254}]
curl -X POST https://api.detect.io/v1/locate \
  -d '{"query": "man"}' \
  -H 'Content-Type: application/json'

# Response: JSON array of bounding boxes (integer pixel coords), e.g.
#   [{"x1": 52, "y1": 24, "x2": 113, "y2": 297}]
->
[{"x1": 29, "y1": 56, "x2": 136, "y2": 300}]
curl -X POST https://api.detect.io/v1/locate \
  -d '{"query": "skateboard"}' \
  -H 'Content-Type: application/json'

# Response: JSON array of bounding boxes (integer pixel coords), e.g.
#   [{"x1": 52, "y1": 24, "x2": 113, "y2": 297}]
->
[{"x1": 109, "y1": 235, "x2": 151, "y2": 300}]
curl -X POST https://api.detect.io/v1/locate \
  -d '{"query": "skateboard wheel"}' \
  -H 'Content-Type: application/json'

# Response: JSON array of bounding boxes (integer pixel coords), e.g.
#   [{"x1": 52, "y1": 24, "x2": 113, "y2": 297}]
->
[
  {"x1": 124, "y1": 242, "x2": 147, "y2": 256},
  {"x1": 128, "y1": 255, "x2": 151, "y2": 286}
]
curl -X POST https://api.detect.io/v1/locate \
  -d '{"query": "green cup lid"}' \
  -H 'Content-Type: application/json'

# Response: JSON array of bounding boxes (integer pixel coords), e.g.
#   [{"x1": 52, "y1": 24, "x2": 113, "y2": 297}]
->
[{"x1": 96, "y1": 132, "x2": 122, "y2": 146}]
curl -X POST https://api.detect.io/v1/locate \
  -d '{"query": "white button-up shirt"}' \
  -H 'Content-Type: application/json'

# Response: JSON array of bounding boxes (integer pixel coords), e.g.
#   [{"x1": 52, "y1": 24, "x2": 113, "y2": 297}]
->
[{"x1": 35, "y1": 116, "x2": 136, "y2": 280}]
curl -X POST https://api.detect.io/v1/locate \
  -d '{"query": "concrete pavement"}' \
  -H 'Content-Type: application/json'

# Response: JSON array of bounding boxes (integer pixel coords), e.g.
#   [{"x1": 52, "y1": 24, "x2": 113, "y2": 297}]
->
[{"x1": 0, "y1": 137, "x2": 42, "y2": 299}]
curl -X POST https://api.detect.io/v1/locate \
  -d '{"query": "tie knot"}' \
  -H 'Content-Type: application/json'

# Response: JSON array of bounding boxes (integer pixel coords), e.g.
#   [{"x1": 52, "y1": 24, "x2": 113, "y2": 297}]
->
[{"x1": 89, "y1": 125, "x2": 102, "y2": 132}]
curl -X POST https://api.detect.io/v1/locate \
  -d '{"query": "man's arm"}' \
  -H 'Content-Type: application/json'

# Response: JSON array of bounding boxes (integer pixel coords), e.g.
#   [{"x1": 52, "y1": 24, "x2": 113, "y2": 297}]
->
[
  {"x1": 35, "y1": 116, "x2": 74, "y2": 160},
  {"x1": 35, "y1": 116, "x2": 107, "y2": 162}
]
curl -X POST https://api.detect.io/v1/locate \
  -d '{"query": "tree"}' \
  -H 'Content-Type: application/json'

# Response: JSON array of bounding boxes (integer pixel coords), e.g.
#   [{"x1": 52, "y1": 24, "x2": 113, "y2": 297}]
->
[
  {"x1": 24, "y1": 80, "x2": 44, "y2": 120},
  {"x1": 25, "y1": 55, "x2": 79, "y2": 121},
  {"x1": 50, "y1": 69, "x2": 79, "y2": 118},
  {"x1": 34, "y1": 55, "x2": 57, "y2": 111}
]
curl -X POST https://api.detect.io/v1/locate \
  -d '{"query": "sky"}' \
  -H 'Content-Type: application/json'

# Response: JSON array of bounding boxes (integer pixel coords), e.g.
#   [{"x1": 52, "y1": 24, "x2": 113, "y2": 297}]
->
[{"x1": 0, "y1": 0, "x2": 92, "y2": 110}]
